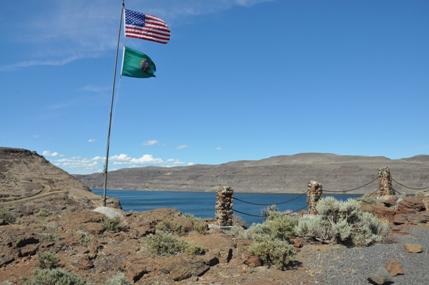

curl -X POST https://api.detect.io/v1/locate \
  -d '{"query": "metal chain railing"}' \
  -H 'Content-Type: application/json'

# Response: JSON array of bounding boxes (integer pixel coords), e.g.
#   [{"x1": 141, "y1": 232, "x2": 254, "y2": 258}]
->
[
  {"x1": 234, "y1": 192, "x2": 307, "y2": 206},
  {"x1": 392, "y1": 178, "x2": 429, "y2": 191},
  {"x1": 231, "y1": 175, "x2": 428, "y2": 219},
  {"x1": 323, "y1": 177, "x2": 378, "y2": 193}
]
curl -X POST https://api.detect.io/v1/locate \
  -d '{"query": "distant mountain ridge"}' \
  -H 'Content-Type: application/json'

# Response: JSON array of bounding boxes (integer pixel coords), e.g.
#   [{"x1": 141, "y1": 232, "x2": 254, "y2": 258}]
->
[{"x1": 75, "y1": 153, "x2": 429, "y2": 194}]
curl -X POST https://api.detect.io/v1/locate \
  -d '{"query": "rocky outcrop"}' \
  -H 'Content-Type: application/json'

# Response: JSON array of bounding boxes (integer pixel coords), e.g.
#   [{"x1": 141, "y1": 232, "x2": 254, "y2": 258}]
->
[{"x1": 0, "y1": 147, "x2": 121, "y2": 218}]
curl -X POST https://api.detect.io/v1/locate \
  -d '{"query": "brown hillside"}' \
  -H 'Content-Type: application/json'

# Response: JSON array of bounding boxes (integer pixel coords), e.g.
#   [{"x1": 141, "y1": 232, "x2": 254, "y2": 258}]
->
[
  {"x1": 0, "y1": 147, "x2": 120, "y2": 217},
  {"x1": 76, "y1": 153, "x2": 429, "y2": 194}
]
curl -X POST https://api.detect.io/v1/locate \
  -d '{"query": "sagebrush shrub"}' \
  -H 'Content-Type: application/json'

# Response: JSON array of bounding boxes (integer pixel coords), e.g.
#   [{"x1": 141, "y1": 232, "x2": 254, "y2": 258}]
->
[
  {"x1": 155, "y1": 219, "x2": 185, "y2": 235},
  {"x1": 0, "y1": 207, "x2": 16, "y2": 224},
  {"x1": 249, "y1": 233, "x2": 296, "y2": 268},
  {"x1": 184, "y1": 213, "x2": 208, "y2": 234},
  {"x1": 260, "y1": 204, "x2": 279, "y2": 220},
  {"x1": 35, "y1": 252, "x2": 60, "y2": 269},
  {"x1": 35, "y1": 208, "x2": 52, "y2": 218},
  {"x1": 265, "y1": 211, "x2": 298, "y2": 239},
  {"x1": 145, "y1": 231, "x2": 204, "y2": 256},
  {"x1": 295, "y1": 197, "x2": 389, "y2": 246},
  {"x1": 105, "y1": 272, "x2": 132, "y2": 285},
  {"x1": 241, "y1": 211, "x2": 297, "y2": 268},
  {"x1": 101, "y1": 216, "x2": 126, "y2": 232},
  {"x1": 40, "y1": 233, "x2": 62, "y2": 241},
  {"x1": 31, "y1": 269, "x2": 85, "y2": 285},
  {"x1": 359, "y1": 194, "x2": 378, "y2": 204}
]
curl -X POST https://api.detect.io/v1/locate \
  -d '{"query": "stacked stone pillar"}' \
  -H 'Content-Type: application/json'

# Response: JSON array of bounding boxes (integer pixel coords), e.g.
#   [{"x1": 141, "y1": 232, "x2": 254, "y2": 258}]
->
[
  {"x1": 378, "y1": 167, "x2": 394, "y2": 196},
  {"x1": 307, "y1": 181, "x2": 323, "y2": 215},
  {"x1": 215, "y1": 186, "x2": 234, "y2": 226}
]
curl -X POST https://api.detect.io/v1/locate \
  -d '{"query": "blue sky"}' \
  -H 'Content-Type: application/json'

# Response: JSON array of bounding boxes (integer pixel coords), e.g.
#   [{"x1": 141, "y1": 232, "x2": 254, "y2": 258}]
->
[{"x1": 1, "y1": 0, "x2": 428, "y2": 175}]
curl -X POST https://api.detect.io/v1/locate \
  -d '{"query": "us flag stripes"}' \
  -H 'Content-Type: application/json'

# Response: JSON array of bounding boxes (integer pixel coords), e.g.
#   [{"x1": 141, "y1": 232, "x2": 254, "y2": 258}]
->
[{"x1": 124, "y1": 9, "x2": 170, "y2": 44}]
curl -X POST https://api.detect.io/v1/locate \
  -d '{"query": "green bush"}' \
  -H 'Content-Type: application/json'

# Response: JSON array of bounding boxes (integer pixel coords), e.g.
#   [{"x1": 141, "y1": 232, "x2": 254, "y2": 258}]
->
[
  {"x1": 145, "y1": 231, "x2": 204, "y2": 256},
  {"x1": 101, "y1": 216, "x2": 126, "y2": 232},
  {"x1": 260, "y1": 204, "x2": 279, "y2": 220},
  {"x1": 155, "y1": 219, "x2": 185, "y2": 235},
  {"x1": 35, "y1": 252, "x2": 60, "y2": 269},
  {"x1": 35, "y1": 208, "x2": 52, "y2": 218},
  {"x1": 105, "y1": 272, "x2": 132, "y2": 285},
  {"x1": 243, "y1": 211, "x2": 297, "y2": 268},
  {"x1": 265, "y1": 211, "x2": 298, "y2": 239},
  {"x1": 359, "y1": 194, "x2": 378, "y2": 204},
  {"x1": 0, "y1": 207, "x2": 16, "y2": 224},
  {"x1": 183, "y1": 213, "x2": 208, "y2": 234},
  {"x1": 40, "y1": 233, "x2": 63, "y2": 241},
  {"x1": 80, "y1": 235, "x2": 92, "y2": 247},
  {"x1": 295, "y1": 197, "x2": 389, "y2": 246},
  {"x1": 249, "y1": 234, "x2": 296, "y2": 268},
  {"x1": 31, "y1": 269, "x2": 85, "y2": 285}
]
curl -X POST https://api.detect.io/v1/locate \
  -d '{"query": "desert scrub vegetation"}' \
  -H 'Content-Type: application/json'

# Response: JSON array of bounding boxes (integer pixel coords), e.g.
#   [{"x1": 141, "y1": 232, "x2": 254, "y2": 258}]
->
[
  {"x1": 246, "y1": 211, "x2": 298, "y2": 268},
  {"x1": 155, "y1": 218, "x2": 186, "y2": 235},
  {"x1": 39, "y1": 233, "x2": 63, "y2": 242},
  {"x1": 30, "y1": 269, "x2": 86, "y2": 285},
  {"x1": 145, "y1": 231, "x2": 205, "y2": 256},
  {"x1": 0, "y1": 207, "x2": 16, "y2": 223},
  {"x1": 35, "y1": 208, "x2": 52, "y2": 218},
  {"x1": 105, "y1": 272, "x2": 132, "y2": 285},
  {"x1": 183, "y1": 213, "x2": 208, "y2": 234},
  {"x1": 35, "y1": 252, "x2": 60, "y2": 269},
  {"x1": 295, "y1": 197, "x2": 389, "y2": 246},
  {"x1": 101, "y1": 216, "x2": 126, "y2": 232},
  {"x1": 226, "y1": 209, "x2": 298, "y2": 268},
  {"x1": 359, "y1": 193, "x2": 378, "y2": 204}
]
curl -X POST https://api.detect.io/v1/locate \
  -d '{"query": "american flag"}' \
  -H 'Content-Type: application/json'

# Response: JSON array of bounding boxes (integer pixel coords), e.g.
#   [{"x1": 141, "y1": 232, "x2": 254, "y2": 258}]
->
[{"x1": 124, "y1": 9, "x2": 170, "y2": 44}]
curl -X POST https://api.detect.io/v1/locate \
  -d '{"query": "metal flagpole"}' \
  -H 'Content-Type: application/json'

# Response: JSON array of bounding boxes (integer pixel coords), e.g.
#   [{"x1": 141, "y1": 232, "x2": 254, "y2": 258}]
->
[{"x1": 103, "y1": 0, "x2": 125, "y2": 207}]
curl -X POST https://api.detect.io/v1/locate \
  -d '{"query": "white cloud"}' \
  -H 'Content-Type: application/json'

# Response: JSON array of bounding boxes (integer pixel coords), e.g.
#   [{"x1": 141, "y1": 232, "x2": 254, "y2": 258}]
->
[
  {"x1": 216, "y1": 147, "x2": 224, "y2": 151},
  {"x1": 43, "y1": 150, "x2": 59, "y2": 157},
  {"x1": 176, "y1": 145, "x2": 188, "y2": 150},
  {"x1": 143, "y1": 140, "x2": 160, "y2": 146},
  {"x1": 130, "y1": 154, "x2": 164, "y2": 165},
  {"x1": 88, "y1": 139, "x2": 97, "y2": 143},
  {"x1": 49, "y1": 152, "x2": 187, "y2": 174}
]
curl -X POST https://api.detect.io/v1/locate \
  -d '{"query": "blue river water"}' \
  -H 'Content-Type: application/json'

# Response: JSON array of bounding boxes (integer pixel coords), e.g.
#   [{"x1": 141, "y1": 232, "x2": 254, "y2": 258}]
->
[{"x1": 92, "y1": 189, "x2": 361, "y2": 225}]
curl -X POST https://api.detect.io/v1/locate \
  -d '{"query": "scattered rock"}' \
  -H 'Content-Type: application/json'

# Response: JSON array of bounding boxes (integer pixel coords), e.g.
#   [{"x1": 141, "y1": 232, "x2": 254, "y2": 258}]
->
[
  {"x1": 93, "y1": 206, "x2": 123, "y2": 219},
  {"x1": 404, "y1": 243, "x2": 423, "y2": 253},
  {"x1": 397, "y1": 197, "x2": 425, "y2": 214},
  {"x1": 368, "y1": 266, "x2": 393, "y2": 285},
  {"x1": 384, "y1": 259, "x2": 404, "y2": 276}
]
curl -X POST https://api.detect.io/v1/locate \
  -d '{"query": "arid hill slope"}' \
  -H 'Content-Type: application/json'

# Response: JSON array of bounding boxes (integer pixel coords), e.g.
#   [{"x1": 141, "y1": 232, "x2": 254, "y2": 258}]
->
[
  {"x1": 0, "y1": 147, "x2": 120, "y2": 216},
  {"x1": 76, "y1": 153, "x2": 429, "y2": 194}
]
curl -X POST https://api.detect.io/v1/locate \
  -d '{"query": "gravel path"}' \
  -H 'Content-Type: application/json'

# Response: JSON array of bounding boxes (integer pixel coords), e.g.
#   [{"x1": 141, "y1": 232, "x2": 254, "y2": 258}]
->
[{"x1": 301, "y1": 226, "x2": 429, "y2": 285}]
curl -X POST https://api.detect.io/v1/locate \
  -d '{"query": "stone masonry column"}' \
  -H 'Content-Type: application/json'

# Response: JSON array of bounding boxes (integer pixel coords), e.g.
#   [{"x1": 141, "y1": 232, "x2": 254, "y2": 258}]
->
[
  {"x1": 215, "y1": 186, "x2": 234, "y2": 226},
  {"x1": 378, "y1": 167, "x2": 394, "y2": 196},
  {"x1": 307, "y1": 181, "x2": 323, "y2": 215}
]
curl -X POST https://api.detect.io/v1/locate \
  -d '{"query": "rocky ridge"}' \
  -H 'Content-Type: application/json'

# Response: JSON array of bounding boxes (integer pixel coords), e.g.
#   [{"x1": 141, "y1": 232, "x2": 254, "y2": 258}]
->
[{"x1": 75, "y1": 153, "x2": 429, "y2": 194}]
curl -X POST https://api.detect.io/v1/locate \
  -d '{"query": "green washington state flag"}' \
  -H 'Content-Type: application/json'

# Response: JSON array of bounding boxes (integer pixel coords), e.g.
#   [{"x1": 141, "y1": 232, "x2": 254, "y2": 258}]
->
[{"x1": 121, "y1": 46, "x2": 156, "y2": 78}]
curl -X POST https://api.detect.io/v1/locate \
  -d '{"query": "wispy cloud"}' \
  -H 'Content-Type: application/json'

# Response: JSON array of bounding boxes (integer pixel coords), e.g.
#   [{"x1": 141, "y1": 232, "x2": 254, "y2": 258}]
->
[
  {"x1": 0, "y1": 55, "x2": 85, "y2": 71},
  {"x1": 176, "y1": 145, "x2": 188, "y2": 150},
  {"x1": 1, "y1": 0, "x2": 273, "y2": 70},
  {"x1": 88, "y1": 139, "x2": 97, "y2": 143},
  {"x1": 143, "y1": 140, "x2": 160, "y2": 146}
]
